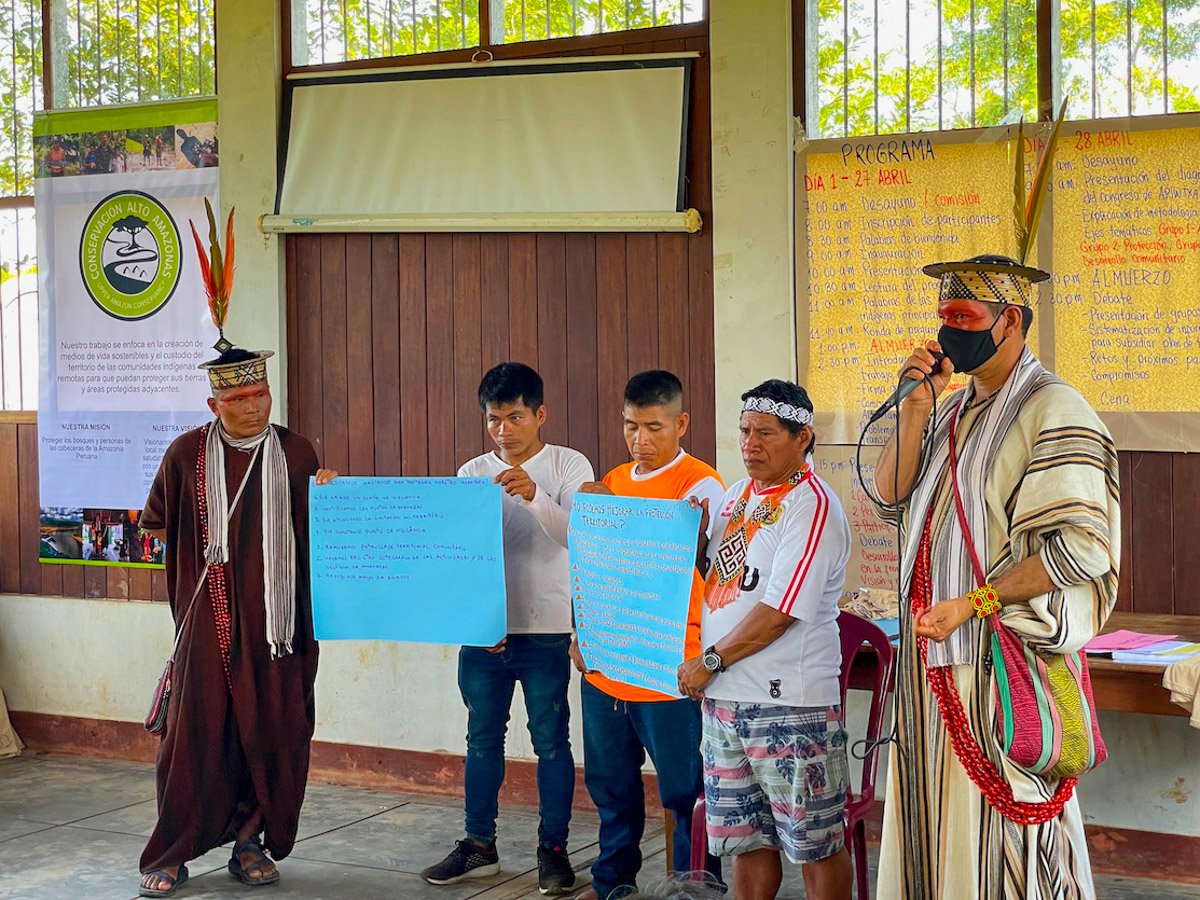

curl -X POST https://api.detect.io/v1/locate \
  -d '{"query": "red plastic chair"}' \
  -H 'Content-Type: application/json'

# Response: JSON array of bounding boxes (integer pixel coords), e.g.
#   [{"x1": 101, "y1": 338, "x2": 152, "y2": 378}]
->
[
  {"x1": 838, "y1": 612, "x2": 897, "y2": 899},
  {"x1": 689, "y1": 612, "x2": 896, "y2": 900}
]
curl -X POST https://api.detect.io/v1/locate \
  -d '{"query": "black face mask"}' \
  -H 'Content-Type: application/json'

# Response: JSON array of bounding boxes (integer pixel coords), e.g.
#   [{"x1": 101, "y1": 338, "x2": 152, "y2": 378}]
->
[{"x1": 937, "y1": 313, "x2": 1007, "y2": 374}]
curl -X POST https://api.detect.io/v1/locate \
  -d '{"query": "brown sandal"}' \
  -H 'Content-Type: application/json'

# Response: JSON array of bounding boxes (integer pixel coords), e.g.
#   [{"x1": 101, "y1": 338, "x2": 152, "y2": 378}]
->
[{"x1": 227, "y1": 836, "x2": 280, "y2": 886}]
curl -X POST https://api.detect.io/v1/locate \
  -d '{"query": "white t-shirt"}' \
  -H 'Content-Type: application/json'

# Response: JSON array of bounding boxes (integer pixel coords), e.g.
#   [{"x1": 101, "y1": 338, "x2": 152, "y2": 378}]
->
[
  {"x1": 458, "y1": 443, "x2": 595, "y2": 635},
  {"x1": 700, "y1": 471, "x2": 851, "y2": 707}
]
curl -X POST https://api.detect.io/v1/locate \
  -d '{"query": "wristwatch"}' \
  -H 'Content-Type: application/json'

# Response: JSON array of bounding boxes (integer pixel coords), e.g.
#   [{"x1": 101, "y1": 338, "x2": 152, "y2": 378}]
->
[{"x1": 702, "y1": 645, "x2": 727, "y2": 673}]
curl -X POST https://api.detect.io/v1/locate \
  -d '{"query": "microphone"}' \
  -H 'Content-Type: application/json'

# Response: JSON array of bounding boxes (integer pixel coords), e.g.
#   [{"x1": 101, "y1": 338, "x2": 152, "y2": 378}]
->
[{"x1": 867, "y1": 352, "x2": 947, "y2": 424}]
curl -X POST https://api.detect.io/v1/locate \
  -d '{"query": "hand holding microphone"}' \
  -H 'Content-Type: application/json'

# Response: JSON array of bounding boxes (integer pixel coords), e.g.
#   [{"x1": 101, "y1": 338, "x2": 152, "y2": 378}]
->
[{"x1": 867, "y1": 341, "x2": 955, "y2": 423}]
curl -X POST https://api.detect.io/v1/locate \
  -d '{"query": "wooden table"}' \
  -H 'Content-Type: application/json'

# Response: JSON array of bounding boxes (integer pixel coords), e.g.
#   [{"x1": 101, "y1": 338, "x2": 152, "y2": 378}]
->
[
  {"x1": 1085, "y1": 612, "x2": 1200, "y2": 717},
  {"x1": 849, "y1": 611, "x2": 1200, "y2": 717}
]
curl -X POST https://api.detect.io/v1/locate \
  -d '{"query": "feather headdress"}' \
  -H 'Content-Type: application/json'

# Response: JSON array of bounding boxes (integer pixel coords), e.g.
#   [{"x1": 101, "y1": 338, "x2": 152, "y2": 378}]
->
[
  {"x1": 190, "y1": 200, "x2": 274, "y2": 390},
  {"x1": 920, "y1": 99, "x2": 1067, "y2": 311},
  {"x1": 190, "y1": 198, "x2": 236, "y2": 354},
  {"x1": 1012, "y1": 97, "x2": 1068, "y2": 265}
]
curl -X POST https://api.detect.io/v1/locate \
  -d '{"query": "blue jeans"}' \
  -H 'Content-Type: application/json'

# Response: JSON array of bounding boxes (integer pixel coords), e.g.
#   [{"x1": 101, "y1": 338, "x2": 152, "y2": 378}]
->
[
  {"x1": 458, "y1": 633, "x2": 575, "y2": 848},
  {"x1": 581, "y1": 679, "x2": 722, "y2": 898}
]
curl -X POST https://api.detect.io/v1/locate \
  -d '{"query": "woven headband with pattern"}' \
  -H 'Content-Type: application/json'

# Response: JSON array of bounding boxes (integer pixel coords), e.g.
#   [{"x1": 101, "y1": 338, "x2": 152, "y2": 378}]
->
[
  {"x1": 938, "y1": 270, "x2": 1033, "y2": 306},
  {"x1": 742, "y1": 396, "x2": 813, "y2": 426},
  {"x1": 201, "y1": 351, "x2": 273, "y2": 390}
]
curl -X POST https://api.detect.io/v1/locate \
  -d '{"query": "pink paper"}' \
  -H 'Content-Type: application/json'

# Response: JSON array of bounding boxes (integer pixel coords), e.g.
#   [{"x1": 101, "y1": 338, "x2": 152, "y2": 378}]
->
[{"x1": 1085, "y1": 629, "x2": 1179, "y2": 653}]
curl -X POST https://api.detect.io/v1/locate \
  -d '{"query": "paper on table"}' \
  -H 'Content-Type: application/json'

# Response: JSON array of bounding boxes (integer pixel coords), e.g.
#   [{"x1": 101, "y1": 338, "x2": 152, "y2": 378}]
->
[
  {"x1": 1084, "y1": 629, "x2": 1179, "y2": 653},
  {"x1": 1111, "y1": 641, "x2": 1200, "y2": 666}
]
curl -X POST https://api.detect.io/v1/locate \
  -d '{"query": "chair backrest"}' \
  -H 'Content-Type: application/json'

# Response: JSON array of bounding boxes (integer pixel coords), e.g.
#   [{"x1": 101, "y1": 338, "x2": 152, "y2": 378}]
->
[{"x1": 837, "y1": 611, "x2": 897, "y2": 807}]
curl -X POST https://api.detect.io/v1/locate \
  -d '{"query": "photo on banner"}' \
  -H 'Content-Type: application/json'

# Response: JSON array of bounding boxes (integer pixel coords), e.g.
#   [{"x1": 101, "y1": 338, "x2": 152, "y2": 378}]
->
[
  {"x1": 34, "y1": 98, "x2": 220, "y2": 566},
  {"x1": 309, "y1": 477, "x2": 508, "y2": 646},
  {"x1": 569, "y1": 494, "x2": 701, "y2": 697}
]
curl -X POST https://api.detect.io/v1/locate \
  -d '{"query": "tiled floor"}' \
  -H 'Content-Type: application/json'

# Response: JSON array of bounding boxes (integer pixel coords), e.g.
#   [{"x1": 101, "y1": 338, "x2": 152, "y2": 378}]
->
[{"x1": 0, "y1": 752, "x2": 1196, "y2": 899}]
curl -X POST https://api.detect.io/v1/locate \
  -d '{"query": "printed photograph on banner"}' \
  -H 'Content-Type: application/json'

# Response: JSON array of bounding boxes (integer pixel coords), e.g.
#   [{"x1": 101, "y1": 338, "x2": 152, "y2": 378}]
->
[
  {"x1": 174, "y1": 123, "x2": 218, "y2": 169},
  {"x1": 38, "y1": 506, "x2": 165, "y2": 566},
  {"x1": 127, "y1": 126, "x2": 178, "y2": 172},
  {"x1": 34, "y1": 134, "x2": 82, "y2": 177},
  {"x1": 35, "y1": 131, "x2": 130, "y2": 177}
]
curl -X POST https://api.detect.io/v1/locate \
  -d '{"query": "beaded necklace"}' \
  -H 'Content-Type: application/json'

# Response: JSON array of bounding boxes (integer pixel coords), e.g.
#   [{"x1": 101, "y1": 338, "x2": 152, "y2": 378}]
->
[
  {"x1": 704, "y1": 465, "x2": 809, "y2": 611},
  {"x1": 911, "y1": 515, "x2": 1075, "y2": 825},
  {"x1": 196, "y1": 424, "x2": 234, "y2": 691}
]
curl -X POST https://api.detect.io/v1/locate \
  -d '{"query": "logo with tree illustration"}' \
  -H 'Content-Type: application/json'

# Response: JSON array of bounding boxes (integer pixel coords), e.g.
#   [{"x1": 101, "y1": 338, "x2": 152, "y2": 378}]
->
[{"x1": 79, "y1": 191, "x2": 182, "y2": 320}]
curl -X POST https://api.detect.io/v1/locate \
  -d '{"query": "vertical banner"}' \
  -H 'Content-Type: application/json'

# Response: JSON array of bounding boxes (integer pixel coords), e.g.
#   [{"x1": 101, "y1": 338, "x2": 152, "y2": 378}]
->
[
  {"x1": 33, "y1": 98, "x2": 219, "y2": 566},
  {"x1": 569, "y1": 494, "x2": 700, "y2": 696}
]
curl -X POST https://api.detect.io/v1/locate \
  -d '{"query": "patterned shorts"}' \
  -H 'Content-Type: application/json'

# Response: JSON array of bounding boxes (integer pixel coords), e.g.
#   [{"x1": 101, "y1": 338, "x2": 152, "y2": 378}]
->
[{"x1": 701, "y1": 699, "x2": 849, "y2": 865}]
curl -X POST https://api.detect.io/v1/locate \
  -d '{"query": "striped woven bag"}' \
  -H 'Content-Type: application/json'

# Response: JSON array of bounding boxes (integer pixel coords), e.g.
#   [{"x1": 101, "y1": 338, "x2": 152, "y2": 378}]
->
[
  {"x1": 948, "y1": 404, "x2": 1106, "y2": 780},
  {"x1": 989, "y1": 623, "x2": 1106, "y2": 778}
]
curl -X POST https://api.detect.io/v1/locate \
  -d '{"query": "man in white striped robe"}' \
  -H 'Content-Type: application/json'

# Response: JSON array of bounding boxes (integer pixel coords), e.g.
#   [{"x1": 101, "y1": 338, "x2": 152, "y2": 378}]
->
[{"x1": 871, "y1": 255, "x2": 1120, "y2": 900}]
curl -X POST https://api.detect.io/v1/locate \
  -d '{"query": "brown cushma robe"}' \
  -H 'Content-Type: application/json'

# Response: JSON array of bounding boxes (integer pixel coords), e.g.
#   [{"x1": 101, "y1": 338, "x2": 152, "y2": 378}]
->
[{"x1": 139, "y1": 424, "x2": 320, "y2": 873}]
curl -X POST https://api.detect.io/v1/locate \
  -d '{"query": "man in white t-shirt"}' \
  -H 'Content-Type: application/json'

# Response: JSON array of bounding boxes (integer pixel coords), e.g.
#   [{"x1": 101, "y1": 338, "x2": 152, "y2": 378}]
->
[
  {"x1": 422, "y1": 363, "x2": 594, "y2": 896},
  {"x1": 678, "y1": 379, "x2": 853, "y2": 900}
]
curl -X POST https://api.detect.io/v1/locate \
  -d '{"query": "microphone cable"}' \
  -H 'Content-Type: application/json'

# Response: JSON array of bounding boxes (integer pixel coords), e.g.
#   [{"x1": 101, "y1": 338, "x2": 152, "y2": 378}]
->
[{"x1": 847, "y1": 363, "x2": 942, "y2": 767}]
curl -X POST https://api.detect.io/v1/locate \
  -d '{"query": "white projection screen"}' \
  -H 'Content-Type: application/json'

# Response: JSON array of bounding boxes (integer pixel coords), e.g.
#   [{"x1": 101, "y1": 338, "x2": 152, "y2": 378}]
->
[{"x1": 277, "y1": 59, "x2": 691, "y2": 217}]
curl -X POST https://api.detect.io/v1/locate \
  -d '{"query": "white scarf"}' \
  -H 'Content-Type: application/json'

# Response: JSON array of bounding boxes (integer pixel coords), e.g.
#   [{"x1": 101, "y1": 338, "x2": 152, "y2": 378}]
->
[
  {"x1": 203, "y1": 420, "x2": 297, "y2": 659},
  {"x1": 900, "y1": 348, "x2": 1058, "y2": 666}
]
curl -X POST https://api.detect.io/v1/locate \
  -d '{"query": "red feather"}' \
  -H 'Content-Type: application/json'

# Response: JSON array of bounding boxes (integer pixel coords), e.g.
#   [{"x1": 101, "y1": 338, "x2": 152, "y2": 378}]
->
[
  {"x1": 189, "y1": 200, "x2": 236, "y2": 332},
  {"x1": 190, "y1": 220, "x2": 221, "y2": 329}
]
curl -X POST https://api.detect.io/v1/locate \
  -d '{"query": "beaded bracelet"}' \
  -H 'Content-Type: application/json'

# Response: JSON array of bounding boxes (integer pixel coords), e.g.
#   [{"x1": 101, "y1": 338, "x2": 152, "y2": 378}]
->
[{"x1": 967, "y1": 583, "x2": 1002, "y2": 618}]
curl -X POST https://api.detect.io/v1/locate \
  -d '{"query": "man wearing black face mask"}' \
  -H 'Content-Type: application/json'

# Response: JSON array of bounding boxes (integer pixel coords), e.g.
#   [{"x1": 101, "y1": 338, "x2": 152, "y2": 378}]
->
[{"x1": 870, "y1": 254, "x2": 1121, "y2": 900}]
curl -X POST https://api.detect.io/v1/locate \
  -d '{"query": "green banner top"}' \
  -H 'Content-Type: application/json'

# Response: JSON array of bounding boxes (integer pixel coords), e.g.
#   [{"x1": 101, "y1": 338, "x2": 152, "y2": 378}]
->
[{"x1": 33, "y1": 97, "x2": 218, "y2": 137}]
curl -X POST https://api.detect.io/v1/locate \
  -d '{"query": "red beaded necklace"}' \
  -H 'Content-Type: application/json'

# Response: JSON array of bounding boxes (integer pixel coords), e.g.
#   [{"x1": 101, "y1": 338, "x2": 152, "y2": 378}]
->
[
  {"x1": 196, "y1": 424, "x2": 234, "y2": 691},
  {"x1": 911, "y1": 517, "x2": 1075, "y2": 826}
]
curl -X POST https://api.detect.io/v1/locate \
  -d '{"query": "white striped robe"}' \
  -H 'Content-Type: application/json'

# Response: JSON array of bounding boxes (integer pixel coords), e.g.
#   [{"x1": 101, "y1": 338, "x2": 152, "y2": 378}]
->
[{"x1": 874, "y1": 349, "x2": 1120, "y2": 900}]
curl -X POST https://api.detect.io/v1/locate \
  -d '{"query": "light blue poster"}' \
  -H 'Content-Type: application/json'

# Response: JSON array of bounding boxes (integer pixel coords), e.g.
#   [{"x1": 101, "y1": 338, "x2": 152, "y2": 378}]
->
[
  {"x1": 569, "y1": 494, "x2": 701, "y2": 696},
  {"x1": 310, "y1": 477, "x2": 507, "y2": 646}
]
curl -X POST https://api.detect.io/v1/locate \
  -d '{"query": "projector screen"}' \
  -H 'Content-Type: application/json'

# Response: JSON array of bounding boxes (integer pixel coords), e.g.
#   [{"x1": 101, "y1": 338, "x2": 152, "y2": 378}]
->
[{"x1": 277, "y1": 58, "x2": 691, "y2": 217}]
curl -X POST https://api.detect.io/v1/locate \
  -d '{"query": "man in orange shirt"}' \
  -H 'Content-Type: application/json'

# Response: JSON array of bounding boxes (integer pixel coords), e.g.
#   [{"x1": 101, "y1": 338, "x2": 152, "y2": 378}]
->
[{"x1": 572, "y1": 370, "x2": 725, "y2": 899}]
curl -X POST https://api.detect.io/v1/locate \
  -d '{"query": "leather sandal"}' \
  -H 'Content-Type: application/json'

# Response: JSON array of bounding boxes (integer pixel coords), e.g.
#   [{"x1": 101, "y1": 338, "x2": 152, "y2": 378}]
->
[
  {"x1": 228, "y1": 835, "x2": 280, "y2": 886},
  {"x1": 139, "y1": 864, "x2": 189, "y2": 897}
]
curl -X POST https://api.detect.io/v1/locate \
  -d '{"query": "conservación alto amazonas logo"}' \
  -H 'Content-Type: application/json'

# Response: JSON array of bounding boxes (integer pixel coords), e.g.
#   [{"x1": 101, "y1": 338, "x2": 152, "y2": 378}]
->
[{"x1": 79, "y1": 191, "x2": 181, "y2": 320}]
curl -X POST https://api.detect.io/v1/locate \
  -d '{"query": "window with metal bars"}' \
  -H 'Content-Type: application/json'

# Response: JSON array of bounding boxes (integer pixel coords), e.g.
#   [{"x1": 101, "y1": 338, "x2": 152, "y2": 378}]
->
[
  {"x1": 1, "y1": 1, "x2": 42, "y2": 411},
  {"x1": 54, "y1": 0, "x2": 215, "y2": 107},
  {"x1": 809, "y1": 0, "x2": 1200, "y2": 138},
  {"x1": 288, "y1": 0, "x2": 704, "y2": 67},
  {"x1": 0, "y1": 0, "x2": 215, "y2": 411}
]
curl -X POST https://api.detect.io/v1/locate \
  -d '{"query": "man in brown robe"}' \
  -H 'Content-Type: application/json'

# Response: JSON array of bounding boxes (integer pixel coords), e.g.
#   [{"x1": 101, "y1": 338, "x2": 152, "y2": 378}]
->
[{"x1": 138, "y1": 345, "x2": 336, "y2": 897}]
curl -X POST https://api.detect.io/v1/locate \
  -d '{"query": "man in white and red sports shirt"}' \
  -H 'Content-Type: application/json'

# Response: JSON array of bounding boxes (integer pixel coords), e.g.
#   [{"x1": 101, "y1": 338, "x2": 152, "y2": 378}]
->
[{"x1": 678, "y1": 379, "x2": 853, "y2": 900}]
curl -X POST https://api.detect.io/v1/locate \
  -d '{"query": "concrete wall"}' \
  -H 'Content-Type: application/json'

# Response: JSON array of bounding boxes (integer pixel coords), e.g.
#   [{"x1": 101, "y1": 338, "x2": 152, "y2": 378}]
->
[
  {"x1": 709, "y1": 0, "x2": 797, "y2": 474},
  {"x1": 1, "y1": 0, "x2": 1197, "y2": 842}
]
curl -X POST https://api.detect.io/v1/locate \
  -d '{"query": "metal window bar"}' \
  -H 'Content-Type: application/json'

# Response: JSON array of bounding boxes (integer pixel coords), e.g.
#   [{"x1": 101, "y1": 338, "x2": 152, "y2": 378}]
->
[
  {"x1": 969, "y1": 0, "x2": 976, "y2": 125},
  {"x1": 1162, "y1": 0, "x2": 1169, "y2": 112},
  {"x1": 116, "y1": 0, "x2": 122, "y2": 102},
  {"x1": 1126, "y1": 0, "x2": 1132, "y2": 116},
  {"x1": 905, "y1": 0, "x2": 911, "y2": 131},
  {"x1": 1003, "y1": 0, "x2": 1009, "y2": 111},
  {"x1": 1090, "y1": 0, "x2": 1097, "y2": 117},
  {"x1": 842, "y1": 0, "x2": 848, "y2": 136},
  {"x1": 874, "y1": 0, "x2": 880, "y2": 134},
  {"x1": 340, "y1": 0, "x2": 347, "y2": 61},
  {"x1": 156, "y1": 0, "x2": 162, "y2": 98},
  {"x1": 938, "y1": 0, "x2": 944, "y2": 130}
]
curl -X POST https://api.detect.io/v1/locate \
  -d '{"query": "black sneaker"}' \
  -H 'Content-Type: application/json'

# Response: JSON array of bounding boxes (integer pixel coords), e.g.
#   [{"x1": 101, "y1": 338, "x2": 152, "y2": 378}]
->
[
  {"x1": 421, "y1": 839, "x2": 501, "y2": 885},
  {"x1": 537, "y1": 844, "x2": 576, "y2": 895}
]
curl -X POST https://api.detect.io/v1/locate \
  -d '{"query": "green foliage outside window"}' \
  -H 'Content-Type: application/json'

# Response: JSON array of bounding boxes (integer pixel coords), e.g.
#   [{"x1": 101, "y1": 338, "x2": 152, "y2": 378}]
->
[{"x1": 814, "y1": 0, "x2": 1200, "y2": 138}]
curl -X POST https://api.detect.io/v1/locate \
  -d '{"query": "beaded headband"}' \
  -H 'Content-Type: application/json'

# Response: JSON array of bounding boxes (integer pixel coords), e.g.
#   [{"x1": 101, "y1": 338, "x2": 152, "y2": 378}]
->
[{"x1": 742, "y1": 396, "x2": 813, "y2": 426}]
